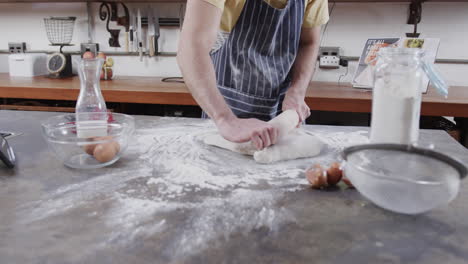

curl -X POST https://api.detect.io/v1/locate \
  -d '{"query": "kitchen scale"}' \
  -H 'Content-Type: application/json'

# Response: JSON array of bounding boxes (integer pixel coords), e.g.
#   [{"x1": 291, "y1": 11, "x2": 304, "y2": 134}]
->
[{"x1": 43, "y1": 17, "x2": 76, "y2": 78}]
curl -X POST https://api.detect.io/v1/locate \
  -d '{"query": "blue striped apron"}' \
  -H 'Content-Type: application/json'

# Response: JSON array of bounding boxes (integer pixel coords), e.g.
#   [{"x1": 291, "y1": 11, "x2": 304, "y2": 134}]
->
[{"x1": 204, "y1": 0, "x2": 305, "y2": 121}]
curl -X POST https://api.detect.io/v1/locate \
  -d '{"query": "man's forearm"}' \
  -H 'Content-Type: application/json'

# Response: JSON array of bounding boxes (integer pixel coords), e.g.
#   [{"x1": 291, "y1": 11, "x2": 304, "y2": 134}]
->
[
  {"x1": 177, "y1": 45, "x2": 234, "y2": 123},
  {"x1": 177, "y1": 0, "x2": 235, "y2": 124},
  {"x1": 289, "y1": 27, "x2": 321, "y2": 97}
]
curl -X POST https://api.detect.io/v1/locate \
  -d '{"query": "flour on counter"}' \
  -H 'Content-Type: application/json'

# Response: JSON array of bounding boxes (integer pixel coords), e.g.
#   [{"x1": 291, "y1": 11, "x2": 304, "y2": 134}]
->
[
  {"x1": 17, "y1": 119, "x2": 370, "y2": 261},
  {"x1": 312, "y1": 130, "x2": 369, "y2": 150}
]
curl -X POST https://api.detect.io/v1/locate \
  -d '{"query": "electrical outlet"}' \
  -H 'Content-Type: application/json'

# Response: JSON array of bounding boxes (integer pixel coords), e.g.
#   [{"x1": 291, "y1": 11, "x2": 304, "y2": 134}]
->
[
  {"x1": 320, "y1": 56, "x2": 340, "y2": 69},
  {"x1": 8, "y1": 42, "x2": 26, "y2": 53},
  {"x1": 319, "y1": 46, "x2": 340, "y2": 69}
]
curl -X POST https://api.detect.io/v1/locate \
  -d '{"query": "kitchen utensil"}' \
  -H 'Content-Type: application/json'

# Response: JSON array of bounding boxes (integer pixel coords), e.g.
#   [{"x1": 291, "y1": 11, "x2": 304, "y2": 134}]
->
[
  {"x1": 0, "y1": 135, "x2": 15, "y2": 169},
  {"x1": 42, "y1": 113, "x2": 135, "y2": 169},
  {"x1": 116, "y1": 2, "x2": 130, "y2": 52},
  {"x1": 370, "y1": 48, "x2": 449, "y2": 145},
  {"x1": 342, "y1": 144, "x2": 467, "y2": 214},
  {"x1": 0, "y1": 132, "x2": 11, "y2": 138},
  {"x1": 137, "y1": 8, "x2": 143, "y2": 61},
  {"x1": 153, "y1": 9, "x2": 160, "y2": 55},
  {"x1": 129, "y1": 25, "x2": 134, "y2": 52},
  {"x1": 99, "y1": 3, "x2": 121, "y2": 47},
  {"x1": 8, "y1": 53, "x2": 48, "y2": 77},
  {"x1": 133, "y1": 8, "x2": 138, "y2": 52},
  {"x1": 43, "y1": 17, "x2": 76, "y2": 78},
  {"x1": 148, "y1": 6, "x2": 155, "y2": 57},
  {"x1": 129, "y1": 8, "x2": 134, "y2": 52},
  {"x1": 47, "y1": 53, "x2": 73, "y2": 78},
  {"x1": 0, "y1": 131, "x2": 22, "y2": 140},
  {"x1": 44, "y1": 17, "x2": 76, "y2": 45},
  {"x1": 179, "y1": 4, "x2": 185, "y2": 29}
]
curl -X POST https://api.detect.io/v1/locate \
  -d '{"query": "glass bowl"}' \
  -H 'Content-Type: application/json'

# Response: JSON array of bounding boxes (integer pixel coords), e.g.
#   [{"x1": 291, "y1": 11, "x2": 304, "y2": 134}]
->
[
  {"x1": 42, "y1": 113, "x2": 135, "y2": 169},
  {"x1": 342, "y1": 144, "x2": 467, "y2": 214}
]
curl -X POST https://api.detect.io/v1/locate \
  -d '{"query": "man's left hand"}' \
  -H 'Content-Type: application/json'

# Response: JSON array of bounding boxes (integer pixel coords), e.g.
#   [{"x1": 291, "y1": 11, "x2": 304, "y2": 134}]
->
[{"x1": 282, "y1": 89, "x2": 311, "y2": 125}]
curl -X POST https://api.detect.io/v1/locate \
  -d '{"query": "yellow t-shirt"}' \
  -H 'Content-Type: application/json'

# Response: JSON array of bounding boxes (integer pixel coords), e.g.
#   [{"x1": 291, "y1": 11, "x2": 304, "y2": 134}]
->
[{"x1": 203, "y1": 0, "x2": 329, "y2": 32}]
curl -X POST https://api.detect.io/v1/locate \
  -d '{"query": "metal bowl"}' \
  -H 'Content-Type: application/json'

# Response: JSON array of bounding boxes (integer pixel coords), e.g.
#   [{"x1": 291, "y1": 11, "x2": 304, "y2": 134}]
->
[{"x1": 42, "y1": 113, "x2": 135, "y2": 169}]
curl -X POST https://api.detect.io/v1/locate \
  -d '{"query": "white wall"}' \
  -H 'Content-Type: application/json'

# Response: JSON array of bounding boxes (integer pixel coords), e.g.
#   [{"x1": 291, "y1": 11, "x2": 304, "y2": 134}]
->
[
  {"x1": 316, "y1": 2, "x2": 468, "y2": 87},
  {"x1": 0, "y1": 2, "x2": 182, "y2": 77},
  {"x1": 0, "y1": 2, "x2": 467, "y2": 86}
]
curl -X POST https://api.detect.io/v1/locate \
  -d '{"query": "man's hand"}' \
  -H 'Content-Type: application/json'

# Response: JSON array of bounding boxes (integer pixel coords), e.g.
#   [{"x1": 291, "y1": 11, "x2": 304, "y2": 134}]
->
[
  {"x1": 215, "y1": 115, "x2": 279, "y2": 150},
  {"x1": 282, "y1": 88, "x2": 310, "y2": 124}
]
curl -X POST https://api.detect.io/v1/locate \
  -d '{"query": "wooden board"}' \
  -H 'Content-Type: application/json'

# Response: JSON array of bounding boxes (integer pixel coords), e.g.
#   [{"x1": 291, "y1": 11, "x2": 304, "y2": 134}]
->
[
  {"x1": 305, "y1": 82, "x2": 468, "y2": 117},
  {"x1": 1, "y1": 73, "x2": 467, "y2": 117},
  {"x1": 0, "y1": 74, "x2": 197, "y2": 106}
]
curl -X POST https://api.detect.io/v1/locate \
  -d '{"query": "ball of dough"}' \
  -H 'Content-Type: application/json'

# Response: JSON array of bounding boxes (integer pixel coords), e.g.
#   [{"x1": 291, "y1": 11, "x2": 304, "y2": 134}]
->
[
  {"x1": 306, "y1": 164, "x2": 328, "y2": 189},
  {"x1": 326, "y1": 162, "x2": 343, "y2": 186}
]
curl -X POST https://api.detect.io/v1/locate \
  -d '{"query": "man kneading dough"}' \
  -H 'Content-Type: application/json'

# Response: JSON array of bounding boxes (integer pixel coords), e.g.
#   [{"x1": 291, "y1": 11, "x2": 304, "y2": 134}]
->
[
  {"x1": 178, "y1": 0, "x2": 329, "y2": 149},
  {"x1": 204, "y1": 109, "x2": 324, "y2": 163}
]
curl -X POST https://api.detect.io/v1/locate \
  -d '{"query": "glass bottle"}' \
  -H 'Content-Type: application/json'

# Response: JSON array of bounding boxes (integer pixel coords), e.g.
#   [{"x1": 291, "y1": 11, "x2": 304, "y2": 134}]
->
[
  {"x1": 370, "y1": 48, "x2": 425, "y2": 144},
  {"x1": 75, "y1": 58, "x2": 108, "y2": 138}
]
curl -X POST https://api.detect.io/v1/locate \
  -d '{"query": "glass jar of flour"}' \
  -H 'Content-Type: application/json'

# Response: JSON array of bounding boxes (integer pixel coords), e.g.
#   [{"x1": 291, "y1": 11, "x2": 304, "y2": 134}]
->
[{"x1": 370, "y1": 48, "x2": 426, "y2": 144}]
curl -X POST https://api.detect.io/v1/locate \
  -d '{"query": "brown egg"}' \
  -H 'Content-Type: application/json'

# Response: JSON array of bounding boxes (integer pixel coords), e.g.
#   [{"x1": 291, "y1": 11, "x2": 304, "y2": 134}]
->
[
  {"x1": 83, "y1": 143, "x2": 98, "y2": 155},
  {"x1": 326, "y1": 162, "x2": 343, "y2": 186},
  {"x1": 91, "y1": 136, "x2": 120, "y2": 163},
  {"x1": 82, "y1": 136, "x2": 114, "y2": 156},
  {"x1": 93, "y1": 142, "x2": 118, "y2": 163},
  {"x1": 306, "y1": 164, "x2": 328, "y2": 189},
  {"x1": 96, "y1": 136, "x2": 119, "y2": 151}
]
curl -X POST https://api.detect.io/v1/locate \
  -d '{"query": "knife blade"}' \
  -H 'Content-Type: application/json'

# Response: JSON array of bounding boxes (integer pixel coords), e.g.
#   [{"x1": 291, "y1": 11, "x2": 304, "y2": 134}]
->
[
  {"x1": 153, "y1": 9, "x2": 160, "y2": 56},
  {"x1": 137, "y1": 8, "x2": 143, "y2": 61},
  {"x1": 148, "y1": 6, "x2": 154, "y2": 57},
  {"x1": 128, "y1": 9, "x2": 133, "y2": 53},
  {"x1": 132, "y1": 8, "x2": 138, "y2": 53},
  {"x1": 129, "y1": 25, "x2": 134, "y2": 53}
]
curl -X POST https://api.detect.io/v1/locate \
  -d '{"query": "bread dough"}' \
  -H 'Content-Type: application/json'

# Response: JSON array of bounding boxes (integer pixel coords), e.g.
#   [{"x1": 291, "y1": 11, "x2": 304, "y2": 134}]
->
[
  {"x1": 267, "y1": 109, "x2": 300, "y2": 140},
  {"x1": 253, "y1": 129, "x2": 323, "y2": 164},
  {"x1": 203, "y1": 110, "x2": 323, "y2": 163}
]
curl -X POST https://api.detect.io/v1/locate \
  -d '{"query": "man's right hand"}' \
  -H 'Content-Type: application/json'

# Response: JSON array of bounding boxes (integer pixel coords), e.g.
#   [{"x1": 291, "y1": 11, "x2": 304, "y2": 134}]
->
[{"x1": 215, "y1": 115, "x2": 279, "y2": 150}]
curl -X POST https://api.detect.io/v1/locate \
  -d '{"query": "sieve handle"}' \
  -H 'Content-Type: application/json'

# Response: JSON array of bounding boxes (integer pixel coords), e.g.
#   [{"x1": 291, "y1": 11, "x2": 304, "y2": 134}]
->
[{"x1": 421, "y1": 62, "x2": 449, "y2": 98}]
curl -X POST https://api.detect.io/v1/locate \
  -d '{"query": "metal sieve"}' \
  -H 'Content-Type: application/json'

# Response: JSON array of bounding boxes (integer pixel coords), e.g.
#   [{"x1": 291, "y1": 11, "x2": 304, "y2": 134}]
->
[{"x1": 342, "y1": 144, "x2": 467, "y2": 214}]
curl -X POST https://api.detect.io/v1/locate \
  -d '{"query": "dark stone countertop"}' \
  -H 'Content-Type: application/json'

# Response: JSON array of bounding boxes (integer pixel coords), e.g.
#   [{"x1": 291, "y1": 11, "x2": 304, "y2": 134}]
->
[{"x1": 1, "y1": 110, "x2": 468, "y2": 264}]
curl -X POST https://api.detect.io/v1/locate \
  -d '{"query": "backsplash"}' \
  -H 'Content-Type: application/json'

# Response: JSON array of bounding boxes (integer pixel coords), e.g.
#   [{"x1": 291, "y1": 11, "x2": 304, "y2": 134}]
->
[{"x1": 0, "y1": 2, "x2": 467, "y2": 86}]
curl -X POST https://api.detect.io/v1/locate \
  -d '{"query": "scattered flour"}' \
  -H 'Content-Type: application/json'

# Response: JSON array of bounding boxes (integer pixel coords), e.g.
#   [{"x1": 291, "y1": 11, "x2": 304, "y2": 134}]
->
[
  {"x1": 18, "y1": 119, "x2": 370, "y2": 260},
  {"x1": 312, "y1": 130, "x2": 369, "y2": 151}
]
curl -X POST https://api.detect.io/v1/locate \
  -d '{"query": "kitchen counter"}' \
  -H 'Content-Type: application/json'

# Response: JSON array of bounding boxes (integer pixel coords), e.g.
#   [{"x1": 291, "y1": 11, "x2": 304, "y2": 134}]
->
[
  {"x1": 1, "y1": 110, "x2": 468, "y2": 264},
  {"x1": 1, "y1": 73, "x2": 468, "y2": 117}
]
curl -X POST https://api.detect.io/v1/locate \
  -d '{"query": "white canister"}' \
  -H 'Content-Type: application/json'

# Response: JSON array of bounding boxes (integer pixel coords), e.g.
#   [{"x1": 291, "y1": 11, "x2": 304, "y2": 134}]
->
[
  {"x1": 370, "y1": 48, "x2": 425, "y2": 144},
  {"x1": 8, "y1": 53, "x2": 48, "y2": 77}
]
